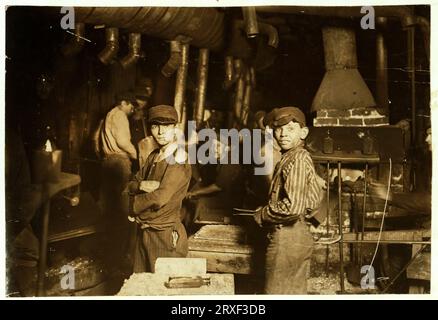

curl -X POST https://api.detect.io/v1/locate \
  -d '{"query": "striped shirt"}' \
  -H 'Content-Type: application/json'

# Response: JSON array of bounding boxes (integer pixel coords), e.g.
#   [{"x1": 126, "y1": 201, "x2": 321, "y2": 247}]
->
[{"x1": 259, "y1": 143, "x2": 322, "y2": 224}]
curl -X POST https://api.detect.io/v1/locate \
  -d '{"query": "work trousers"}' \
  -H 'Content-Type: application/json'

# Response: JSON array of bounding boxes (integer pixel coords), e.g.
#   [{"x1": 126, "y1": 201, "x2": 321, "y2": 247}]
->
[
  {"x1": 265, "y1": 219, "x2": 313, "y2": 294},
  {"x1": 133, "y1": 221, "x2": 188, "y2": 273},
  {"x1": 100, "y1": 155, "x2": 132, "y2": 269}
]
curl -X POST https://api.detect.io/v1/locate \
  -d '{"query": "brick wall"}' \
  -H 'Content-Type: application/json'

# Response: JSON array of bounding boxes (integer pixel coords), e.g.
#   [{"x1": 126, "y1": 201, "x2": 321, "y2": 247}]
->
[{"x1": 314, "y1": 108, "x2": 389, "y2": 127}]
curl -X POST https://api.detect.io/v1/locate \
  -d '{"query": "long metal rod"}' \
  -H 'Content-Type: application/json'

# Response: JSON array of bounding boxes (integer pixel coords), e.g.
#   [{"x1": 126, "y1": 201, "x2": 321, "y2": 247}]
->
[
  {"x1": 344, "y1": 239, "x2": 430, "y2": 245},
  {"x1": 376, "y1": 18, "x2": 389, "y2": 111},
  {"x1": 408, "y1": 27, "x2": 416, "y2": 146},
  {"x1": 174, "y1": 43, "x2": 189, "y2": 131},
  {"x1": 241, "y1": 69, "x2": 252, "y2": 126},
  {"x1": 325, "y1": 161, "x2": 330, "y2": 276},
  {"x1": 233, "y1": 60, "x2": 245, "y2": 128},
  {"x1": 337, "y1": 162, "x2": 345, "y2": 293},
  {"x1": 359, "y1": 163, "x2": 368, "y2": 266},
  {"x1": 194, "y1": 48, "x2": 209, "y2": 127},
  {"x1": 242, "y1": 7, "x2": 259, "y2": 38},
  {"x1": 382, "y1": 244, "x2": 429, "y2": 293},
  {"x1": 37, "y1": 197, "x2": 50, "y2": 296}
]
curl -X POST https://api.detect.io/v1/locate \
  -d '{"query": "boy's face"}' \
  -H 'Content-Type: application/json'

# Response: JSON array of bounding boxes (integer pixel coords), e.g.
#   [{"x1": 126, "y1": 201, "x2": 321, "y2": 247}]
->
[
  {"x1": 151, "y1": 123, "x2": 176, "y2": 147},
  {"x1": 274, "y1": 120, "x2": 309, "y2": 151}
]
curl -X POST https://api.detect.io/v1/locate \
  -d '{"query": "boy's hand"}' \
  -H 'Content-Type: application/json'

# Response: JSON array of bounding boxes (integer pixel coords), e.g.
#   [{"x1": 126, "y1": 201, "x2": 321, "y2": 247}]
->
[{"x1": 139, "y1": 180, "x2": 160, "y2": 193}]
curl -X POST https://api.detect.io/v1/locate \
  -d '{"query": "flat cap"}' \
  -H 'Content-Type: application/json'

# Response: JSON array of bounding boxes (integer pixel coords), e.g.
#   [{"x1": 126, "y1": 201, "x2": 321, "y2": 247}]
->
[
  {"x1": 116, "y1": 91, "x2": 139, "y2": 107},
  {"x1": 148, "y1": 105, "x2": 178, "y2": 125},
  {"x1": 272, "y1": 106, "x2": 306, "y2": 128},
  {"x1": 263, "y1": 108, "x2": 279, "y2": 128}
]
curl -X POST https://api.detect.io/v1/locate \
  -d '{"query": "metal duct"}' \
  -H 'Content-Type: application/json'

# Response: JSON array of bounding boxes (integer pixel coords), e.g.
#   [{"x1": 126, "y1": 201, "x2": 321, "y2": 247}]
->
[
  {"x1": 232, "y1": 59, "x2": 245, "y2": 128},
  {"x1": 161, "y1": 40, "x2": 182, "y2": 78},
  {"x1": 61, "y1": 23, "x2": 86, "y2": 57},
  {"x1": 376, "y1": 18, "x2": 389, "y2": 111},
  {"x1": 74, "y1": 7, "x2": 224, "y2": 51},
  {"x1": 174, "y1": 43, "x2": 189, "y2": 130},
  {"x1": 312, "y1": 26, "x2": 376, "y2": 111},
  {"x1": 258, "y1": 22, "x2": 279, "y2": 48},
  {"x1": 242, "y1": 7, "x2": 259, "y2": 38},
  {"x1": 416, "y1": 16, "x2": 430, "y2": 60},
  {"x1": 255, "y1": 6, "x2": 416, "y2": 27},
  {"x1": 194, "y1": 48, "x2": 210, "y2": 127},
  {"x1": 223, "y1": 56, "x2": 235, "y2": 89},
  {"x1": 120, "y1": 33, "x2": 141, "y2": 69},
  {"x1": 98, "y1": 27, "x2": 119, "y2": 65},
  {"x1": 241, "y1": 69, "x2": 252, "y2": 126}
]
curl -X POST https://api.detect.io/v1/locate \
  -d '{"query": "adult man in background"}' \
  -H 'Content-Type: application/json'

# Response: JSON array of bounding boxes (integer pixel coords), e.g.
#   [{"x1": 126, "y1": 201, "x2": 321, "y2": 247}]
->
[{"x1": 100, "y1": 91, "x2": 138, "y2": 271}]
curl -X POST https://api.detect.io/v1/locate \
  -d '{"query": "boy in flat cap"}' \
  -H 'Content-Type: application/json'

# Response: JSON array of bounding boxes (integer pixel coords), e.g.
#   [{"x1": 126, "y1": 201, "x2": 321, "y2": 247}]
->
[
  {"x1": 254, "y1": 106, "x2": 322, "y2": 294},
  {"x1": 126, "y1": 105, "x2": 191, "y2": 273}
]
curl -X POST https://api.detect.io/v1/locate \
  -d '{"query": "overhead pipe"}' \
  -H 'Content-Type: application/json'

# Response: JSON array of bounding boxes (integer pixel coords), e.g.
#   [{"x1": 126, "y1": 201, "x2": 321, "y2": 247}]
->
[
  {"x1": 255, "y1": 6, "x2": 416, "y2": 27},
  {"x1": 61, "y1": 22, "x2": 86, "y2": 57},
  {"x1": 241, "y1": 69, "x2": 252, "y2": 126},
  {"x1": 120, "y1": 33, "x2": 142, "y2": 69},
  {"x1": 174, "y1": 43, "x2": 190, "y2": 131},
  {"x1": 258, "y1": 22, "x2": 279, "y2": 48},
  {"x1": 223, "y1": 55, "x2": 235, "y2": 90},
  {"x1": 234, "y1": 19, "x2": 279, "y2": 49},
  {"x1": 98, "y1": 27, "x2": 119, "y2": 65},
  {"x1": 242, "y1": 7, "x2": 259, "y2": 38},
  {"x1": 250, "y1": 66, "x2": 256, "y2": 87},
  {"x1": 74, "y1": 7, "x2": 224, "y2": 51},
  {"x1": 415, "y1": 16, "x2": 430, "y2": 60},
  {"x1": 194, "y1": 48, "x2": 210, "y2": 127},
  {"x1": 376, "y1": 17, "x2": 389, "y2": 111},
  {"x1": 256, "y1": 6, "x2": 429, "y2": 59},
  {"x1": 161, "y1": 40, "x2": 182, "y2": 78},
  {"x1": 407, "y1": 27, "x2": 416, "y2": 146},
  {"x1": 232, "y1": 59, "x2": 245, "y2": 128}
]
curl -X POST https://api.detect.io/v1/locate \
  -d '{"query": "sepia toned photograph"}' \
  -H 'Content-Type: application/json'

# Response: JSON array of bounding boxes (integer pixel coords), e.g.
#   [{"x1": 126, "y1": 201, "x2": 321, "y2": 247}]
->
[{"x1": 4, "y1": 3, "x2": 432, "y2": 297}]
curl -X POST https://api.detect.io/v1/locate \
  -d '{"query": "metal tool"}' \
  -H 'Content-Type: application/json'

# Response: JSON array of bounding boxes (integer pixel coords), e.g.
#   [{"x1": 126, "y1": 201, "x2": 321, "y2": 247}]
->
[{"x1": 164, "y1": 276, "x2": 211, "y2": 289}]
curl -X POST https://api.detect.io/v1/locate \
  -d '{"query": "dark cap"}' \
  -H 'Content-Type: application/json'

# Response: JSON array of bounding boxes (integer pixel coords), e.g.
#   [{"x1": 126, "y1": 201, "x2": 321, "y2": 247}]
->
[
  {"x1": 116, "y1": 91, "x2": 139, "y2": 107},
  {"x1": 263, "y1": 108, "x2": 279, "y2": 128},
  {"x1": 148, "y1": 105, "x2": 179, "y2": 125},
  {"x1": 272, "y1": 106, "x2": 306, "y2": 128}
]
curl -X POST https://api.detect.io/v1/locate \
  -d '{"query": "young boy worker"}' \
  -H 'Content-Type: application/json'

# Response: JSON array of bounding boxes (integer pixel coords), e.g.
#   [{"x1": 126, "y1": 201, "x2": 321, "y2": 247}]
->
[
  {"x1": 254, "y1": 106, "x2": 322, "y2": 294},
  {"x1": 126, "y1": 105, "x2": 192, "y2": 273}
]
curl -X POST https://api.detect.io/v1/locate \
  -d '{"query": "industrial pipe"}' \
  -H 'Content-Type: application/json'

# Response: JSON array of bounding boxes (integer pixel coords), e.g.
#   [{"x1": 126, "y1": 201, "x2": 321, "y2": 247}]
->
[
  {"x1": 242, "y1": 7, "x2": 259, "y2": 38},
  {"x1": 162, "y1": 40, "x2": 182, "y2": 78},
  {"x1": 194, "y1": 48, "x2": 210, "y2": 127},
  {"x1": 255, "y1": 6, "x2": 415, "y2": 26},
  {"x1": 241, "y1": 69, "x2": 252, "y2": 126},
  {"x1": 98, "y1": 27, "x2": 119, "y2": 65},
  {"x1": 120, "y1": 33, "x2": 142, "y2": 69},
  {"x1": 407, "y1": 27, "x2": 416, "y2": 147},
  {"x1": 312, "y1": 26, "x2": 376, "y2": 111},
  {"x1": 223, "y1": 56, "x2": 235, "y2": 90},
  {"x1": 61, "y1": 22, "x2": 86, "y2": 57},
  {"x1": 75, "y1": 7, "x2": 224, "y2": 51},
  {"x1": 416, "y1": 16, "x2": 430, "y2": 60},
  {"x1": 174, "y1": 43, "x2": 189, "y2": 128},
  {"x1": 376, "y1": 18, "x2": 389, "y2": 111},
  {"x1": 232, "y1": 59, "x2": 245, "y2": 128},
  {"x1": 258, "y1": 22, "x2": 279, "y2": 48}
]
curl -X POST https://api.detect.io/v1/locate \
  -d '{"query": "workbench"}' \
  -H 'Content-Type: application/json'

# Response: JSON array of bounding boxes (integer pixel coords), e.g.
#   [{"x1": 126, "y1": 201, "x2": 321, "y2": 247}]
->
[
  {"x1": 188, "y1": 225, "x2": 263, "y2": 275},
  {"x1": 35, "y1": 172, "x2": 81, "y2": 296}
]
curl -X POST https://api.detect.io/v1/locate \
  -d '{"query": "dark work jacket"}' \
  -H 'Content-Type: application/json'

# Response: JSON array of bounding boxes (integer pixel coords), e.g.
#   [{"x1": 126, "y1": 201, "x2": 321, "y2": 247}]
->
[{"x1": 128, "y1": 147, "x2": 191, "y2": 230}]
